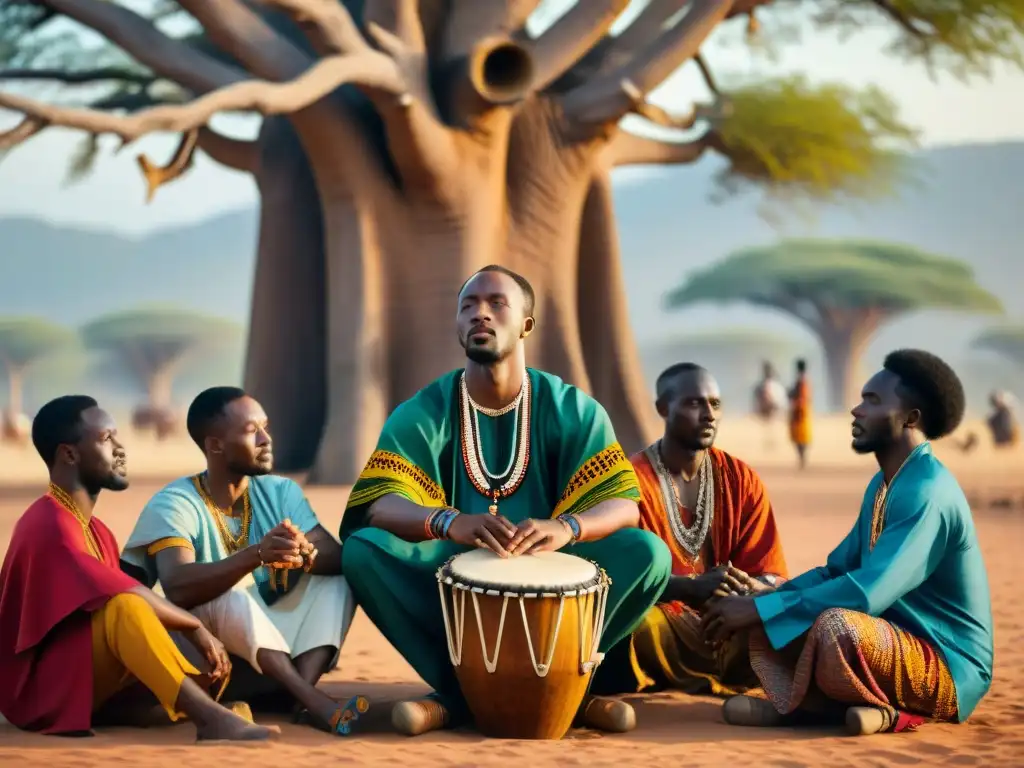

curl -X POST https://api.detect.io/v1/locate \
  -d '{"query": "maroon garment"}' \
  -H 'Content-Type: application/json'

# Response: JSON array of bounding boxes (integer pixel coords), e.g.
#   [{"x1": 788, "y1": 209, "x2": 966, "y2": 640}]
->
[{"x1": 0, "y1": 494, "x2": 139, "y2": 734}]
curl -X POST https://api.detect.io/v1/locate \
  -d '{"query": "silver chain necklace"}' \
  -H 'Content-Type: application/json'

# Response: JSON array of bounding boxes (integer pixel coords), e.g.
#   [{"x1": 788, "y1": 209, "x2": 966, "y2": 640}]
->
[{"x1": 645, "y1": 440, "x2": 714, "y2": 559}]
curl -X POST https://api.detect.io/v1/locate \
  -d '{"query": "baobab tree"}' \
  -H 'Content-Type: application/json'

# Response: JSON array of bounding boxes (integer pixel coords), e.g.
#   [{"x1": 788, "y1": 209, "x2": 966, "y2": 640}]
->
[
  {"x1": 664, "y1": 239, "x2": 1004, "y2": 410},
  {"x1": 0, "y1": 317, "x2": 75, "y2": 443},
  {"x1": 1, "y1": 2, "x2": 1021, "y2": 481},
  {"x1": 975, "y1": 324, "x2": 1024, "y2": 368},
  {"x1": 81, "y1": 307, "x2": 240, "y2": 439}
]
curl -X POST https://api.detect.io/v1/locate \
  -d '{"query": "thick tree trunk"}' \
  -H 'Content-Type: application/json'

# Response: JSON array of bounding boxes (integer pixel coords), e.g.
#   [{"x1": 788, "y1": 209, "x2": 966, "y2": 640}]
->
[
  {"x1": 145, "y1": 367, "x2": 175, "y2": 408},
  {"x1": 243, "y1": 117, "x2": 328, "y2": 472},
  {"x1": 5, "y1": 366, "x2": 24, "y2": 416},
  {"x1": 576, "y1": 167, "x2": 658, "y2": 453},
  {"x1": 819, "y1": 324, "x2": 874, "y2": 412}
]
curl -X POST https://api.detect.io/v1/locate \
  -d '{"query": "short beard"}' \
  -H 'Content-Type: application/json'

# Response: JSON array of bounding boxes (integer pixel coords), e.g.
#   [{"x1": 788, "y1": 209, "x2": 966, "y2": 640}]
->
[
  {"x1": 85, "y1": 474, "x2": 129, "y2": 494},
  {"x1": 465, "y1": 345, "x2": 503, "y2": 365},
  {"x1": 227, "y1": 459, "x2": 272, "y2": 477}
]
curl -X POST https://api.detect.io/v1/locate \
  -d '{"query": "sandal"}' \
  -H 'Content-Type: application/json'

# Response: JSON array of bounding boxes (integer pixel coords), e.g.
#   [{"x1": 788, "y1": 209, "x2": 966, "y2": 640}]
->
[
  {"x1": 297, "y1": 696, "x2": 371, "y2": 735},
  {"x1": 328, "y1": 695, "x2": 370, "y2": 735}
]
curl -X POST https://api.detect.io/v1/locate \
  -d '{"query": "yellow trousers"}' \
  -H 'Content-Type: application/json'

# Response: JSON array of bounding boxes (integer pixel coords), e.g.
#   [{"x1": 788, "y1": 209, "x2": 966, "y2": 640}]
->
[{"x1": 91, "y1": 593, "x2": 200, "y2": 721}]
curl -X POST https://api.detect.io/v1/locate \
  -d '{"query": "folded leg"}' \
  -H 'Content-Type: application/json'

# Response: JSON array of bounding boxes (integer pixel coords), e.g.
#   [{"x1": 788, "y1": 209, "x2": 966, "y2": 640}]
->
[{"x1": 750, "y1": 607, "x2": 958, "y2": 728}]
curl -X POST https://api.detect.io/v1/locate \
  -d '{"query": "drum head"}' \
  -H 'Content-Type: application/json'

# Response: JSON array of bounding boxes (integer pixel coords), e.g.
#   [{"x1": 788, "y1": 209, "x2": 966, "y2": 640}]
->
[{"x1": 443, "y1": 549, "x2": 600, "y2": 593}]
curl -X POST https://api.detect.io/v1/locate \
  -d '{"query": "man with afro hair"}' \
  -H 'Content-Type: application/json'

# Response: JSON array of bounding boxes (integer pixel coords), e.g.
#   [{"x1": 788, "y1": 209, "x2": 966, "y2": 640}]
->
[{"x1": 702, "y1": 349, "x2": 993, "y2": 736}]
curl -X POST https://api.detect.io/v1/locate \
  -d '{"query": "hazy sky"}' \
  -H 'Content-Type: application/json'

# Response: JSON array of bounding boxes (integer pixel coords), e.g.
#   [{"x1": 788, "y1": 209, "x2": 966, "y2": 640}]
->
[{"x1": 1, "y1": 3, "x2": 1022, "y2": 234}]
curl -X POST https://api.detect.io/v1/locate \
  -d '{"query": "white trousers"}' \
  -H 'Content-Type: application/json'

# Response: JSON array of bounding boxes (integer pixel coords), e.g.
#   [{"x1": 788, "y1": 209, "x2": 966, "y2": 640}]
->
[{"x1": 192, "y1": 572, "x2": 355, "y2": 674}]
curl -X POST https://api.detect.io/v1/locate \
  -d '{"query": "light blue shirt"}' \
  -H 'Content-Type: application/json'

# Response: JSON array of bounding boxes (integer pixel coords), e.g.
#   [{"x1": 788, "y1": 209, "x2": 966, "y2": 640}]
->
[
  {"x1": 754, "y1": 443, "x2": 993, "y2": 720},
  {"x1": 121, "y1": 473, "x2": 321, "y2": 605}
]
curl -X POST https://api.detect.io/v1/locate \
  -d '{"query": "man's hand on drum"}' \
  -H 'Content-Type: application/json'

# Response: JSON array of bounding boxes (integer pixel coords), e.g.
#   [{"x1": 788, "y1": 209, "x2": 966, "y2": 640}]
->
[
  {"x1": 506, "y1": 518, "x2": 574, "y2": 557},
  {"x1": 446, "y1": 513, "x2": 517, "y2": 557}
]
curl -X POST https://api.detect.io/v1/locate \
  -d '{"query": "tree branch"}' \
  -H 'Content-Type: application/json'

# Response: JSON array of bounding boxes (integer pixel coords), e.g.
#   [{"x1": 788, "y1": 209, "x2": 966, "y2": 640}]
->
[
  {"x1": 869, "y1": 0, "x2": 931, "y2": 39},
  {"x1": 553, "y1": 0, "x2": 682, "y2": 91},
  {"x1": 359, "y1": 5, "x2": 456, "y2": 190},
  {"x1": 39, "y1": 0, "x2": 245, "y2": 94},
  {"x1": 137, "y1": 130, "x2": 200, "y2": 202},
  {"x1": 174, "y1": 0, "x2": 314, "y2": 82},
  {"x1": 0, "y1": 68, "x2": 154, "y2": 86},
  {"x1": 524, "y1": 0, "x2": 630, "y2": 92},
  {"x1": 253, "y1": 0, "x2": 366, "y2": 54},
  {"x1": 0, "y1": 53, "x2": 404, "y2": 143},
  {"x1": 619, "y1": 78, "x2": 730, "y2": 130},
  {"x1": 609, "y1": 130, "x2": 715, "y2": 167},
  {"x1": 562, "y1": 0, "x2": 733, "y2": 125},
  {"x1": 0, "y1": 117, "x2": 46, "y2": 151},
  {"x1": 195, "y1": 125, "x2": 260, "y2": 174}
]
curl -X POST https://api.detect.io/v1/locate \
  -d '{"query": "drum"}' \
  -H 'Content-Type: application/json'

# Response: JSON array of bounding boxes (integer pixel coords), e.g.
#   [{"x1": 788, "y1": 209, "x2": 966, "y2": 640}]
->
[{"x1": 436, "y1": 548, "x2": 610, "y2": 739}]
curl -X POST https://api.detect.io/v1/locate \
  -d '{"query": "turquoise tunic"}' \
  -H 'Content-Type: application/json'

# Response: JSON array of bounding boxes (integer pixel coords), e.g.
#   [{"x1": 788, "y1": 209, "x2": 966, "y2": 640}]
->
[{"x1": 754, "y1": 443, "x2": 994, "y2": 720}]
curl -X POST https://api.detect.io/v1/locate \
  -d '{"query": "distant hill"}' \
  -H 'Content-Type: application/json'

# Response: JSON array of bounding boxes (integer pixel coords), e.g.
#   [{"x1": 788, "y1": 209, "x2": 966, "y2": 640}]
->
[{"x1": 2, "y1": 141, "x2": 1022, "y2": 413}]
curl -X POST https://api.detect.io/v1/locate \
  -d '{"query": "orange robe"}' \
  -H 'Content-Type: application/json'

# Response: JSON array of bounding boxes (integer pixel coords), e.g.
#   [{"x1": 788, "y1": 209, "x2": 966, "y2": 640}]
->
[
  {"x1": 593, "y1": 447, "x2": 788, "y2": 697},
  {"x1": 789, "y1": 378, "x2": 812, "y2": 446},
  {"x1": 633, "y1": 446, "x2": 788, "y2": 580}
]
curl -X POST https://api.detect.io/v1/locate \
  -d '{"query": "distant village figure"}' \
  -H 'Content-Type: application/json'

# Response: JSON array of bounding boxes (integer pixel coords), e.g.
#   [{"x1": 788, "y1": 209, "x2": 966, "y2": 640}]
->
[
  {"x1": 753, "y1": 361, "x2": 787, "y2": 450},
  {"x1": 1, "y1": 410, "x2": 30, "y2": 445},
  {"x1": 788, "y1": 359, "x2": 812, "y2": 470},
  {"x1": 987, "y1": 390, "x2": 1019, "y2": 448}
]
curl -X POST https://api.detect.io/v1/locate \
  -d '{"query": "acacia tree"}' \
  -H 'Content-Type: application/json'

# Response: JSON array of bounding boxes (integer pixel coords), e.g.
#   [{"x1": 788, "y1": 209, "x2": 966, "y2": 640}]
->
[
  {"x1": 0, "y1": 317, "x2": 75, "y2": 441},
  {"x1": 81, "y1": 307, "x2": 240, "y2": 438},
  {"x1": 975, "y1": 324, "x2": 1024, "y2": 367},
  {"x1": 1, "y1": 1, "x2": 1021, "y2": 482},
  {"x1": 664, "y1": 239, "x2": 1004, "y2": 409}
]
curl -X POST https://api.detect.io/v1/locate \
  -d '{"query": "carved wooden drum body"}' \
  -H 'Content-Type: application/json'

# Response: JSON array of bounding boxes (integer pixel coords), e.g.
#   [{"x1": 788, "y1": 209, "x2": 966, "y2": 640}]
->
[{"x1": 436, "y1": 548, "x2": 611, "y2": 739}]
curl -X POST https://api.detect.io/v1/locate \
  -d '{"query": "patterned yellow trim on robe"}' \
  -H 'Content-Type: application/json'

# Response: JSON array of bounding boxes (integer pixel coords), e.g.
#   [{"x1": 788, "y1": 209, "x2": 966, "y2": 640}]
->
[
  {"x1": 146, "y1": 536, "x2": 195, "y2": 556},
  {"x1": 552, "y1": 442, "x2": 640, "y2": 518},
  {"x1": 347, "y1": 449, "x2": 447, "y2": 510}
]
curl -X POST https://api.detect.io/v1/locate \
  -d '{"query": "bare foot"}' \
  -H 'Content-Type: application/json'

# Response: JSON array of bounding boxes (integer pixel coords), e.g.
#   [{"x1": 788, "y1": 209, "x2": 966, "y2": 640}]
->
[{"x1": 196, "y1": 711, "x2": 276, "y2": 744}]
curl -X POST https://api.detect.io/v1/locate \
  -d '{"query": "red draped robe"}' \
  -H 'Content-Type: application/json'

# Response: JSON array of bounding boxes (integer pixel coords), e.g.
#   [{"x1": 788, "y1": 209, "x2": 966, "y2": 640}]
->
[
  {"x1": 0, "y1": 495, "x2": 139, "y2": 734},
  {"x1": 632, "y1": 447, "x2": 789, "y2": 585}
]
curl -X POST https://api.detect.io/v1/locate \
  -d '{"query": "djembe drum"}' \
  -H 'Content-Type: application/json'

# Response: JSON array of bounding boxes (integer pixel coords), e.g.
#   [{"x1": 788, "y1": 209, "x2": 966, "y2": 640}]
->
[{"x1": 436, "y1": 548, "x2": 611, "y2": 739}]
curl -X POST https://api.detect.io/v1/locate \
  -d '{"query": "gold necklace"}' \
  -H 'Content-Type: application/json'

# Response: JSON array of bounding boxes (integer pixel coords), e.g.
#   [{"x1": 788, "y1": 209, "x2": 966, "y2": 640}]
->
[
  {"x1": 48, "y1": 482, "x2": 102, "y2": 559},
  {"x1": 869, "y1": 446, "x2": 921, "y2": 550},
  {"x1": 192, "y1": 474, "x2": 252, "y2": 554}
]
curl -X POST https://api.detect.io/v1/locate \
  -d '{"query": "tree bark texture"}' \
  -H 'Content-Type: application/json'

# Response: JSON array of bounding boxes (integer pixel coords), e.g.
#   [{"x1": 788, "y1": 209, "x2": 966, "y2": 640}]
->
[{"x1": 817, "y1": 310, "x2": 886, "y2": 412}]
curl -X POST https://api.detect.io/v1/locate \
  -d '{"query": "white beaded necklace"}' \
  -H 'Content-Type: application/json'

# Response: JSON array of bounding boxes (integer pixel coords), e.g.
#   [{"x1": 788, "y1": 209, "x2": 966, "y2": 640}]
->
[{"x1": 459, "y1": 370, "x2": 531, "y2": 514}]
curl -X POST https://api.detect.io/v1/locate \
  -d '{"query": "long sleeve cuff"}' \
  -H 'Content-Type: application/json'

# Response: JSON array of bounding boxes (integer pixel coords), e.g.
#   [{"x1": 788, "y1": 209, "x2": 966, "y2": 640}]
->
[{"x1": 753, "y1": 590, "x2": 810, "y2": 650}]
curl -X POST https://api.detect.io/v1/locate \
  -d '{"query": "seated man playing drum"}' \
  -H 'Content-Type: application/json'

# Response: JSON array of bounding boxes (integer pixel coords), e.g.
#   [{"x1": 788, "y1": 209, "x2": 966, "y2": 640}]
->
[{"x1": 341, "y1": 266, "x2": 672, "y2": 737}]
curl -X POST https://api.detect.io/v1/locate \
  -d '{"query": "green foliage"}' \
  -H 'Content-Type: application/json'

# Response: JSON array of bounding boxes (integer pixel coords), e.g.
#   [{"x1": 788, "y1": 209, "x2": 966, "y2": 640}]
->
[
  {"x1": 665, "y1": 239, "x2": 1004, "y2": 319},
  {"x1": 804, "y1": 0, "x2": 1024, "y2": 77},
  {"x1": 0, "y1": 316, "x2": 76, "y2": 370},
  {"x1": 81, "y1": 306, "x2": 241, "y2": 374},
  {"x1": 82, "y1": 306, "x2": 240, "y2": 349},
  {"x1": 713, "y1": 75, "x2": 918, "y2": 205},
  {"x1": 973, "y1": 323, "x2": 1024, "y2": 366}
]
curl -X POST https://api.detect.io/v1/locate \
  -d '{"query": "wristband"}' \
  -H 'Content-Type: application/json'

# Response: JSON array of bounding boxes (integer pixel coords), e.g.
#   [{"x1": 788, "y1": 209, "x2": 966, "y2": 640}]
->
[
  {"x1": 557, "y1": 513, "x2": 581, "y2": 543},
  {"x1": 424, "y1": 508, "x2": 443, "y2": 540},
  {"x1": 441, "y1": 509, "x2": 460, "y2": 539}
]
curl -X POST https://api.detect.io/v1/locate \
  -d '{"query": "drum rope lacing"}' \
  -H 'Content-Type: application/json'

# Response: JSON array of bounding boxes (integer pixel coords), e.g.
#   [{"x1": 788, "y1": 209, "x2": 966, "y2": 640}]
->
[{"x1": 437, "y1": 564, "x2": 611, "y2": 677}]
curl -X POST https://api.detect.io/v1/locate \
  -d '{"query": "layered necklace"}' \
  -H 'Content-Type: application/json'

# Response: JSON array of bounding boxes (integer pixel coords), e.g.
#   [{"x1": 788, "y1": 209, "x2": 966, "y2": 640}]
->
[
  {"x1": 192, "y1": 473, "x2": 252, "y2": 554},
  {"x1": 49, "y1": 482, "x2": 103, "y2": 560},
  {"x1": 645, "y1": 440, "x2": 714, "y2": 560},
  {"x1": 459, "y1": 370, "x2": 531, "y2": 515}
]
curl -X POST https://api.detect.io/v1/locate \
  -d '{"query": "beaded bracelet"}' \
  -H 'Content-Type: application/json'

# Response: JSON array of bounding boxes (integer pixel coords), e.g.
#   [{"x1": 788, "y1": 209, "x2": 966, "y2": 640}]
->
[
  {"x1": 440, "y1": 509, "x2": 460, "y2": 539},
  {"x1": 557, "y1": 512, "x2": 582, "y2": 543},
  {"x1": 424, "y1": 508, "x2": 443, "y2": 540}
]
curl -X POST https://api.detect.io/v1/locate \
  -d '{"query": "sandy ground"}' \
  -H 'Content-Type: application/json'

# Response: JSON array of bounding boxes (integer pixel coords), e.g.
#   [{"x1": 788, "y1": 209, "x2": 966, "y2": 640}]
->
[{"x1": 0, "y1": 416, "x2": 1022, "y2": 766}]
